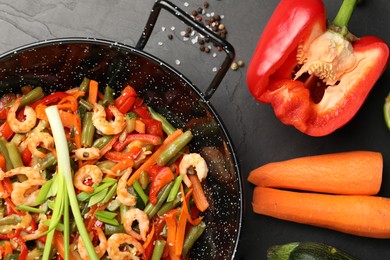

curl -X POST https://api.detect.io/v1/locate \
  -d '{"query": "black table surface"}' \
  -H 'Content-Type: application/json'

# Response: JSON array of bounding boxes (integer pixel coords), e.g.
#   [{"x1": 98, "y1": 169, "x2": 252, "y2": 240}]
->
[{"x1": 1, "y1": 0, "x2": 390, "y2": 259}]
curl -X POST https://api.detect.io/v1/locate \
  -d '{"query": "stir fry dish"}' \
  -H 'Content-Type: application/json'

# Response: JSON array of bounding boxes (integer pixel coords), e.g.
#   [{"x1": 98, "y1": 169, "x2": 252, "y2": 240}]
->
[{"x1": 0, "y1": 78, "x2": 210, "y2": 259}]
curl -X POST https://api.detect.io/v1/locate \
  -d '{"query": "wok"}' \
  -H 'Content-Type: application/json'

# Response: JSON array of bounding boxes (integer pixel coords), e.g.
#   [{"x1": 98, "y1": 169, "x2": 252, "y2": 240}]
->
[{"x1": 0, "y1": 0, "x2": 243, "y2": 259}]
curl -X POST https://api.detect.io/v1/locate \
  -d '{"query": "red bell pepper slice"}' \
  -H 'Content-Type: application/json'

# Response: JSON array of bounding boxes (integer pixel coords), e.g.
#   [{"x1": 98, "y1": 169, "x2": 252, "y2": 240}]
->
[
  {"x1": 114, "y1": 86, "x2": 137, "y2": 114},
  {"x1": 132, "y1": 106, "x2": 152, "y2": 119},
  {"x1": 104, "y1": 146, "x2": 143, "y2": 162},
  {"x1": 21, "y1": 147, "x2": 33, "y2": 166},
  {"x1": 142, "y1": 118, "x2": 163, "y2": 137},
  {"x1": 247, "y1": 0, "x2": 389, "y2": 136},
  {"x1": 149, "y1": 166, "x2": 174, "y2": 205},
  {"x1": 30, "y1": 91, "x2": 69, "y2": 109},
  {"x1": 113, "y1": 133, "x2": 162, "y2": 151},
  {"x1": 0, "y1": 121, "x2": 13, "y2": 140}
]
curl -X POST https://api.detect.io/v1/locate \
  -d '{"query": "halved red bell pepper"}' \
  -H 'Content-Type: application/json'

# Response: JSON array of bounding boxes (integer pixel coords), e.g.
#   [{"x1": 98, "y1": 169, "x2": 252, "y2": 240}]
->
[
  {"x1": 247, "y1": 0, "x2": 389, "y2": 136},
  {"x1": 30, "y1": 91, "x2": 69, "y2": 109}
]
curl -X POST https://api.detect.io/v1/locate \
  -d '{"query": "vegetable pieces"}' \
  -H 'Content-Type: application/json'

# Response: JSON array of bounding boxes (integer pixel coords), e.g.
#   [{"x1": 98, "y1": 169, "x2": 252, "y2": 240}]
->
[
  {"x1": 249, "y1": 151, "x2": 390, "y2": 238},
  {"x1": 248, "y1": 151, "x2": 383, "y2": 195},
  {"x1": 246, "y1": 0, "x2": 389, "y2": 136}
]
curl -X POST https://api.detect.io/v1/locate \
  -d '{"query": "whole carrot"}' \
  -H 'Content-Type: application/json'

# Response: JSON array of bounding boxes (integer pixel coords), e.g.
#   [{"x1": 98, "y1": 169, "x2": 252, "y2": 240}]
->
[
  {"x1": 248, "y1": 151, "x2": 382, "y2": 195},
  {"x1": 253, "y1": 187, "x2": 390, "y2": 239}
]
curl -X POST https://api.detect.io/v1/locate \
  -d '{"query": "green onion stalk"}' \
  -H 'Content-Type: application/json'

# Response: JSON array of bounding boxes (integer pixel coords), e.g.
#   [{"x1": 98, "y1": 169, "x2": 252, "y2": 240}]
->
[{"x1": 45, "y1": 106, "x2": 98, "y2": 260}]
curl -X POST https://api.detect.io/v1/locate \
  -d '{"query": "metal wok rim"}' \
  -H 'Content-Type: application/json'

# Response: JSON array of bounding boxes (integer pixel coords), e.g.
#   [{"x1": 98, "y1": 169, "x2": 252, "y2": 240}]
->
[{"x1": 0, "y1": 37, "x2": 244, "y2": 259}]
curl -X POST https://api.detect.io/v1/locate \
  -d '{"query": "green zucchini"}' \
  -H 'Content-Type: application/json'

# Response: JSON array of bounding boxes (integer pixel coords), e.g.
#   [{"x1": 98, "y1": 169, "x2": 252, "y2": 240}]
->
[{"x1": 267, "y1": 242, "x2": 357, "y2": 260}]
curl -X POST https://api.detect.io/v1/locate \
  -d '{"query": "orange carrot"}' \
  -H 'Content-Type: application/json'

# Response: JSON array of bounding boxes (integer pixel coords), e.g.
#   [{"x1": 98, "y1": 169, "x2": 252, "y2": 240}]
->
[
  {"x1": 174, "y1": 184, "x2": 187, "y2": 256},
  {"x1": 188, "y1": 174, "x2": 209, "y2": 212},
  {"x1": 88, "y1": 80, "x2": 99, "y2": 104},
  {"x1": 135, "y1": 119, "x2": 146, "y2": 133},
  {"x1": 248, "y1": 151, "x2": 383, "y2": 195},
  {"x1": 53, "y1": 231, "x2": 78, "y2": 260},
  {"x1": 111, "y1": 158, "x2": 134, "y2": 174},
  {"x1": 127, "y1": 129, "x2": 183, "y2": 186},
  {"x1": 3, "y1": 241, "x2": 12, "y2": 256},
  {"x1": 0, "y1": 154, "x2": 6, "y2": 172},
  {"x1": 253, "y1": 187, "x2": 390, "y2": 238},
  {"x1": 142, "y1": 223, "x2": 155, "y2": 249}
]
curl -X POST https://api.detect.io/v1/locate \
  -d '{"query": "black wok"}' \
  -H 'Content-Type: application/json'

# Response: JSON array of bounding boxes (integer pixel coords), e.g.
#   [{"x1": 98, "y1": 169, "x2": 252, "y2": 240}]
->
[{"x1": 0, "y1": 0, "x2": 243, "y2": 259}]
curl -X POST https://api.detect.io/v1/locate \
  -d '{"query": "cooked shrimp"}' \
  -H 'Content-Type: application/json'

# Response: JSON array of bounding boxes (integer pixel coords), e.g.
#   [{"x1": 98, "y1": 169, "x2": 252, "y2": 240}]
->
[
  {"x1": 78, "y1": 228, "x2": 107, "y2": 259},
  {"x1": 0, "y1": 166, "x2": 43, "y2": 181},
  {"x1": 26, "y1": 132, "x2": 54, "y2": 158},
  {"x1": 73, "y1": 147, "x2": 101, "y2": 161},
  {"x1": 123, "y1": 208, "x2": 150, "y2": 241},
  {"x1": 107, "y1": 233, "x2": 144, "y2": 260},
  {"x1": 73, "y1": 165, "x2": 103, "y2": 193},
  {"x1": 92, "y1": 103, "x2": 126, "y2": 135},
  {"x1": 7, "y1": 98, "x2": 37, "y2": 133},
  {"x1": 11, "y1": 179, "x2": 46, "y2": 206},
  {"x1": 22, "y1": 215, "x2": 48, "y2": 241},
  {"x1": 116, "y1": 168, "x2": 136, "y2": 206},
  {"x1": 179, "y1": 153, "x2": 208, "y2": 187}
]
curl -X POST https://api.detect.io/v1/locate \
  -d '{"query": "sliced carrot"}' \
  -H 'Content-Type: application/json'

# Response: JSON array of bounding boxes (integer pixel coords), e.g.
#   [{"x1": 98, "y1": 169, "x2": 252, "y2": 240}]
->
[
  {"x1": 142, "y1": 223, "x2": 155, "y2": 249},
  {"x1": 127, "y1": 129, "x2": 183, "y2": 186},
  {"x1": 135, "y1": 119, "x2": 146, "y2": 133},
  {"x1": 248, "y1": 151, "x2": 383, "y2": 195},
  {"x1": 88, "y1": 80, "x2": 99, "y2": 104},
  {"x1": 3, "y1": 241, "x2": 12, "y2": 256},
  {"x1": 0, "y1": 154, "x2": 6, "y2": 172},
  {"x1": 53, "y1": 231, "x2": 79, "y2": 260},
  {"x1": 188, "y1": 174, "x2": 209, "y2": 212},
  {"x1": 35, "y1": 103, "x2": 48, "y2": 121},
  {"x1": 57, "y1": 95, "x2": 78, "y2": 112},
  {"x1": 65, "y1": 88, "x2": 85, "y2": 99},
  {"x1": 175, "y1": 185, "x2": 187, "y2": 256},
  {"x1": 253, "y1": 187, "x2": 390, "y2": 239},
  {"x1": 111, "y1": 158, "x2": 135, "y2": 175}
]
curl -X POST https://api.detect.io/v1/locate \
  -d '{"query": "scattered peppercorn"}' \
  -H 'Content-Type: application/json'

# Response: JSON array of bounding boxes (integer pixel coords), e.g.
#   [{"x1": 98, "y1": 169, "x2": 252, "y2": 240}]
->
[
  {"x1": 230, "y1": 62, "x2": 238, "y2": 71},
  {"x1": 237, "y1": 60, "x2": 245, "y2": 67},
  {"x1": 196, "y1": 15, "x2": 203, "y2": 22},
  {"x1": 168, "y1": 34, "x2": 173, "y2": 40},
  {"x1": 204, "y1": 46, "x2": 211, "y2": 53},
  {"x1": 191, "y1": 10, "x2": 198, "y2": 17},
  {"x1": 204, "y1": 2, "x2": 209, "y2": 8},
  {"x1": 197, "y1": 7, "x2": 203, "y2": 14}
]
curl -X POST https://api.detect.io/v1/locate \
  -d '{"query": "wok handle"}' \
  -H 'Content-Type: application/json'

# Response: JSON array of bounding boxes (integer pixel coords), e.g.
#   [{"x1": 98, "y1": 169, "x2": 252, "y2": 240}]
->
[{"x1": 136, "y1": 0, "x2": 235, "y2": 101}]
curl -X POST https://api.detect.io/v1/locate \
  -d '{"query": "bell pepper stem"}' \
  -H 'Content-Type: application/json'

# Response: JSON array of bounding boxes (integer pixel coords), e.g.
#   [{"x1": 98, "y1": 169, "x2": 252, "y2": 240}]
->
[{"x1": 332, "y1": 0, "x2": 358, "y2": 28}]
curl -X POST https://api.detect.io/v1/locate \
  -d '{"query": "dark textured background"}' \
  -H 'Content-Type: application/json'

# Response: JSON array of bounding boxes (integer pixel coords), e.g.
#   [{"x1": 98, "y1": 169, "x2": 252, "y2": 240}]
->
[{"x1": 1, "y1": 0, "x2": 389, "y2": 259}]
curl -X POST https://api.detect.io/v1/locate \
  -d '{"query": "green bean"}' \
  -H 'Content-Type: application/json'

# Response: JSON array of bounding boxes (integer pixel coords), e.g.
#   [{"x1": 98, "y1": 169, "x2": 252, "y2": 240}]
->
[
  {"x1": 182, "y1": 221, "x2": 206, "y2": 256},
  {"x1": 167, "y1": 175, "x2": 183, "y2": 202},
  {"x1": 92, "y1": 135, "x2": 113, "y2": 149},
  {"x1": 0, "y1": 137, "x2": 13, "y2": 170},
  {"x1": 5, "y1": 253, "x2": 19, "y2": 260},
  {"x1": 157, "y1": 193, "x2": 181, "y2": 217},
  {"x1": 79, "y1": 77, "x2": 90, "y2": 93},
  {"x1": 96, "y1": 160, "x2": 116, "y2": 170},
  {"x1": 102, "y1": 183, "x2": 118, "y2": 204},
  {"x1": 133, "y1": 179, "x2": 149, "y2": 205},
  {"x1": 79, "y1": 98, "x2": 93, "y2": 111},
  {"x1": 6, "y1": 141, "x2": 23, "y2": 168},
  {"x1": 20, "y1": 86, "x2": 44, "y2": 106},
  {"x1": 38, "y1": 152, "x2": 57, "y2": 170},
  {"x1": 103, "y1": 85, "x2": 114, "y2": 106},
  {"x1": 0, "y1": 214, "x2": 22, "y2": 226},
  {"x1": 144, "y1": 181, "x2": 174, "y2": 219},
  {"x1": 81, "y1": 112, "x2": 95, "y2": 147},
  {"x1": 156, "y1": 130, "x2": 193, "y2": 166},
  {"x1": 139, "y1": 170, "x2": 149, "y2": 190},
  {"x1": 120, "y1": 204, "x2": 130, "y2": 223},
  {"x1": 151, "y1": 240, "x2": 166, "y2": 260},
  {"x1": 104, "y1": 224, "x2": 125, "y2": 236},
  {"x1": 148, "y1": 107, "x2": 176, "y2": 135}
]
